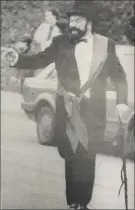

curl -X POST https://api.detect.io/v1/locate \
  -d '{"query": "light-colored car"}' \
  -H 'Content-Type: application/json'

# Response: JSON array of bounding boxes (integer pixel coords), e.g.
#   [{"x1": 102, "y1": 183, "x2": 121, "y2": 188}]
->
[
  {"x1": 21, "y1": 63, "x2": 57, "y2": 145},
  {"x1": 21, "y1": 45, "x2": 134, "y2": 156}
]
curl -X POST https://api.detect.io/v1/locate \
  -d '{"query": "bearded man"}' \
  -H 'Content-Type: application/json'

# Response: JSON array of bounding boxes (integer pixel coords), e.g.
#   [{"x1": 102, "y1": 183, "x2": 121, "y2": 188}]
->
[{"x1": 6, "y1": 2, "x2": 129, "y2": 209}]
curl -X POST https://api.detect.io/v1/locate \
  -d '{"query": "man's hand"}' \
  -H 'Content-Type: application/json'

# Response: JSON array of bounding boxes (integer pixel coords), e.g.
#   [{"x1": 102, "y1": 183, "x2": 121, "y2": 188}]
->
[
  {"x1": 3, "y1": 47, "x2": 19, "y2": 67},
  {"x1": 64, "y1": 92, "x2": 75, "y2": 117},
  {"x1": 116, "y1": 104, "x2": 130, "y2": 124}
]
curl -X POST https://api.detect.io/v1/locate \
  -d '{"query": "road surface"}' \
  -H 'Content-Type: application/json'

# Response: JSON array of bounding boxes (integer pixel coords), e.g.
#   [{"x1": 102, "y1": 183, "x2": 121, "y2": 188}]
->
[{"x1": 1, "y1": 91, "x2": 134, "y2": 209}]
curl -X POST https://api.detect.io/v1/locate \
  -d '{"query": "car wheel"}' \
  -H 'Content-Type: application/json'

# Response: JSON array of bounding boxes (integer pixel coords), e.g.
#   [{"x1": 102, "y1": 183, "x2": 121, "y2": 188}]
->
[{"x1": 36, "y1": 106, "x2": 55, "y2": 145}]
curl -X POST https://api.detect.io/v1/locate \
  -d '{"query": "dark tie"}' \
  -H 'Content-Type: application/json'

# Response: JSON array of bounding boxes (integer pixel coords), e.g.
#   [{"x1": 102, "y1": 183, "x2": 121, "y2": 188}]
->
[
  {"x1": 77, "y1": 38, "x2": 87, "y2": 43},
  {"x1": 47, "y1": 25, "x2": 54, "y2": 41}
]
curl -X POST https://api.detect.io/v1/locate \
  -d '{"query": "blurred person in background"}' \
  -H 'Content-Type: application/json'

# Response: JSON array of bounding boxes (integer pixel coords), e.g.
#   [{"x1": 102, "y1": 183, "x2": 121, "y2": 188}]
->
[
  {"x1": 33, "y1": 8, "x2": 61, "y2": 51},
  {"x1": 10, "y1": 35, "x2": 33, "y2": 93},
  {"x1": 32, "y1": 8, "x2": 68, "y2": 76}
]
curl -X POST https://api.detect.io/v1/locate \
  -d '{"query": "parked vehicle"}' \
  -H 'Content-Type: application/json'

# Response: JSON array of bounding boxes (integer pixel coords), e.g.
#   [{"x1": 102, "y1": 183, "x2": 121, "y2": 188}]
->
[
  {"x1": 21, "y1": 45, "x2": 134, "y2": 156},
  {"x1": 21, "y1": 63, "x2": 57, "y2": 145}
]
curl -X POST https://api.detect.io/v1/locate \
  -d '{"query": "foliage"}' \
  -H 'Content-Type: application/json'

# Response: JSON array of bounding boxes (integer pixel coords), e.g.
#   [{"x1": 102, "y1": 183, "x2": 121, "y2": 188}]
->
[{"x1": 1, "y1": 0, "x2": 134, "y2": 46}]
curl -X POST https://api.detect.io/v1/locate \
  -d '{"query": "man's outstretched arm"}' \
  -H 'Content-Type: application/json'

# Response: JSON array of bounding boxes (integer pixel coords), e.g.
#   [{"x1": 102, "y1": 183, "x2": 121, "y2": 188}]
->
[{"x1": 10, "y1": 40, "x2": 56, "y2": 70}]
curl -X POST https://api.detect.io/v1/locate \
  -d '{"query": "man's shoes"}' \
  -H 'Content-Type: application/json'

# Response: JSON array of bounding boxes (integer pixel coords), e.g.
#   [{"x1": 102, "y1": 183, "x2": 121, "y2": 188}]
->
[
  {"x1": 69, "y1": 204, "x2": 91, "y2": 210},
  {"x1": 69, "y1": 204, "x2": 80, "y2": 209}
]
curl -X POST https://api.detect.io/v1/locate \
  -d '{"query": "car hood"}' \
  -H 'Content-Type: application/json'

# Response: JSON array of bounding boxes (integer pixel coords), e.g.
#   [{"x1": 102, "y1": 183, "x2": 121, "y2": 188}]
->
[{"x1": 24, "y1": 77, "x2": 58, "y2": 90}]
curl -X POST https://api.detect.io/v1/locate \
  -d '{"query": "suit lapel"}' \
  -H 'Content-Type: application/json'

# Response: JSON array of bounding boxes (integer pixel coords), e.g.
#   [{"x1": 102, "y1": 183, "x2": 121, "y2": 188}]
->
[{"x1": 89, "y1": 33, "x2": 108, "y2": 81}]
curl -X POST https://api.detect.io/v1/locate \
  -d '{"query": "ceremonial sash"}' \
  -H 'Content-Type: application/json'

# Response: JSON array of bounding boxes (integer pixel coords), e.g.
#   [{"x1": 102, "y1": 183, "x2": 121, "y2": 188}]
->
[{"x1": 59, "y1": 34, "x2": 109, "y2": 153}]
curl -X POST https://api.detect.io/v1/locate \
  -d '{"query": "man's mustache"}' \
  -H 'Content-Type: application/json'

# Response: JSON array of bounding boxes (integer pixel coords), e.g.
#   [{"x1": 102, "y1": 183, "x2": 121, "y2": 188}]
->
[{"x1": 68, "y1": 27, "x2": 82, "y2": 33}]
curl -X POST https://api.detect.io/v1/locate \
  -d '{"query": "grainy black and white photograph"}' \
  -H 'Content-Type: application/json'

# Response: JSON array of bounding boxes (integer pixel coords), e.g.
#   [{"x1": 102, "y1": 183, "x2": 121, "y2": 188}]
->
[{"x1": 1, "y1": 0, "x2": 134, "y2": 209}]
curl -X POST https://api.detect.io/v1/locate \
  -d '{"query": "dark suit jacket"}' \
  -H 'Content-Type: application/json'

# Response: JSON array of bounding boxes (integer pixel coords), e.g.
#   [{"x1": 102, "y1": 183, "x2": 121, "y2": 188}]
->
[{"x1": 14, "y1": 33, "x2": 128, "y2": 159}]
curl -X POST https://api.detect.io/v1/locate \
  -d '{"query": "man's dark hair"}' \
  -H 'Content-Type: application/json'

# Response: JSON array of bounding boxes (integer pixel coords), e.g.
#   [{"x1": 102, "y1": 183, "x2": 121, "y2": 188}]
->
[
  {"x1": 48, "y1": 8, "x2": 59, "y2": 20},
  {"x1": 56, "y1": 18, "x2": 69, "y2": 33}
]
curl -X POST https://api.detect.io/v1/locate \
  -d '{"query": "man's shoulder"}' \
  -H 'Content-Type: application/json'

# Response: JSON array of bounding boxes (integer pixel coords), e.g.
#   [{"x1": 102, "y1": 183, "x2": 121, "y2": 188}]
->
[
  {"x1": 95, "y1": 33, "x2": 115, "y2": 44},
  {"x1": 53, "y1": 34, "x2": 70, "y2": 44},
  {"x1": 95, "y1": 33, "x2": 116, "y2": 53}
]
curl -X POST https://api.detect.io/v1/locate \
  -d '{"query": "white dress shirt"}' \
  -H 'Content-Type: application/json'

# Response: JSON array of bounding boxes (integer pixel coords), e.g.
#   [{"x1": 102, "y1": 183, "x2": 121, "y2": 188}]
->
[
  {"x1": 34, "y1": 22, "x2": 61, "y2": 51},
  {"x1": 33, "y1": 22, "x2": 61, "y2": 76},
  {"x1": 75, "y1": 34, "x2": 93, "y2": 98}
]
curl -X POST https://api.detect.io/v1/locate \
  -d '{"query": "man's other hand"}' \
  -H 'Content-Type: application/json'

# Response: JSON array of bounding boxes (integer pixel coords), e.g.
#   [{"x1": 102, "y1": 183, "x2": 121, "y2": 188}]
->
[{"x1": 116, "y1": 104, "x2": 130, "y2": 124}]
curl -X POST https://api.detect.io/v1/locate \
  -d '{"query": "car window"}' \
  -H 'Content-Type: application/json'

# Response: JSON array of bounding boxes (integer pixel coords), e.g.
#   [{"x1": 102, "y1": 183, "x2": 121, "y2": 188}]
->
[{"x1": 34, "y1": 63, "x2": 57, "y2": 79}]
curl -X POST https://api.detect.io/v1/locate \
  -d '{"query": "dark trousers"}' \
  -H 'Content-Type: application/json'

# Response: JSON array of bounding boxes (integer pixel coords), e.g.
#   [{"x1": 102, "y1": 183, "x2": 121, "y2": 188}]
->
[
  {"x1": 54, "y1": 96, "x2": 96, "y2": 205},
  {"x1": 65, "y1": 156, "x2": 96, "y2": 206}
]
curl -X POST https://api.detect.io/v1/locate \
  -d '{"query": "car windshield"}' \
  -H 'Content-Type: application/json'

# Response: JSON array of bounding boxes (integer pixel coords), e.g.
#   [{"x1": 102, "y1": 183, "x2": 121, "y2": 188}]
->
[{"x1": 34, "y1": 63, "x2": 57, "y2": 79}]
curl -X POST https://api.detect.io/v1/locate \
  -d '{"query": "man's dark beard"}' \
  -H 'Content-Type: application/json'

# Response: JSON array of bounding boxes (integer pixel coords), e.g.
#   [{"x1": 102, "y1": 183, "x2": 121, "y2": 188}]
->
[{"x1": 68, "y1": 27, "x2": 87, "y2": 44}]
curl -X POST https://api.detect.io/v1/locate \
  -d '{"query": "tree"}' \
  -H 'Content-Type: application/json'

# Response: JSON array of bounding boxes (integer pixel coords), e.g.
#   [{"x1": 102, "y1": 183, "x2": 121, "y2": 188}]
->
[{"x1": 1, "y1": 0, "x2": 134, "y2": 46}]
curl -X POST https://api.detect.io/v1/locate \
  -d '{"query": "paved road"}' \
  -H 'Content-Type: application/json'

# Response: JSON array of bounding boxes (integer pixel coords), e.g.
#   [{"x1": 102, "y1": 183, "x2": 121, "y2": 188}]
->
[{"x1": 1, "y1": 91, "x2": 134, "y2": 209}]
